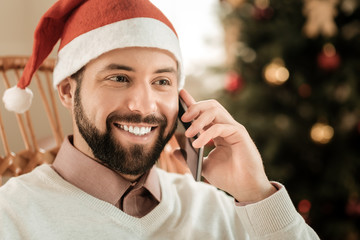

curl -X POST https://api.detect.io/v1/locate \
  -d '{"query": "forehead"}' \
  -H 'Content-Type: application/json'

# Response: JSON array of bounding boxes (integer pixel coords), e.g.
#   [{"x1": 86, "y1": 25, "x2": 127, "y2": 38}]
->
[{"x1": 86, "y1": 47, "x2": 178, "y2": 71}]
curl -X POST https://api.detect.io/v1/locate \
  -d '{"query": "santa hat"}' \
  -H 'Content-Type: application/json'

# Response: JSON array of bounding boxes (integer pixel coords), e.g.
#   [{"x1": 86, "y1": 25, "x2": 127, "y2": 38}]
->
[{"x1": 3, "y1": 0, "x2": 184, "y2": 113}]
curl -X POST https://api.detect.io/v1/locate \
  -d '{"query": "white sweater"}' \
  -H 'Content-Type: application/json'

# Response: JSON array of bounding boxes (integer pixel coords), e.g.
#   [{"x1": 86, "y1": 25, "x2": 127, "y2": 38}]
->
[{"x1": 0, "y1": 165, "x2": 319, "y2": 240}]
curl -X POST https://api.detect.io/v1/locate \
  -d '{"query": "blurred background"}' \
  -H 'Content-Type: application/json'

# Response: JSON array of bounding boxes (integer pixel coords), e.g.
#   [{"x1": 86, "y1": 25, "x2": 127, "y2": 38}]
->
[
  {"x1": 1, "y1": 0, "x2": 360, "y2": 239},
  {"x1": 216, "y1": 0, "x2": 360, "y2": 239}
]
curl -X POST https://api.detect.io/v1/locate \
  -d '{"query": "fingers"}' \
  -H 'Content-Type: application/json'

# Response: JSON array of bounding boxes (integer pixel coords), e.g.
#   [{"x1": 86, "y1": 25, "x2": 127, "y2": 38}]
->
[
  {"x1": 185, "y1": 110, "x2": 216, "y2": 138},
  {"x1": 181, "y1": 101, "x2": 238, "y2": 140},
  {"x1": 179, "y1": 89, "x2": 196, "y2": 107},
  {"x1": 181, "y1": 99, "x2": 235, "y2": 125},
  {"x1": 192, "y1": 123, "x2": 241, "y2": 148},
  {"x1": 179, "y1": 89, "x2": 240, "y2": 148}
]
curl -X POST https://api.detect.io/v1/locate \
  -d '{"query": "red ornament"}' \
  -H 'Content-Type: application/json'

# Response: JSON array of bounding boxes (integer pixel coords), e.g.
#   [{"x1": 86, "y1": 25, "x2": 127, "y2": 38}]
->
[
  {"x1": 298, "y1": 199, "x2": 312, "y2": 223},
  {"x1": 252, "y1": 6, "x2": 274, "y2": 20},
  {"x1": 317, "y1": 53, "x2": 340, "y2": 71},
  {"x1": 298, "y1": 199, "x2": 312, "y2": 214},
  {"x1": 317, "y1": 43, "x2": 341, "y2": 71},
  {"x1": 225, "y1": 71, "x2": 244, "y2": 93}
]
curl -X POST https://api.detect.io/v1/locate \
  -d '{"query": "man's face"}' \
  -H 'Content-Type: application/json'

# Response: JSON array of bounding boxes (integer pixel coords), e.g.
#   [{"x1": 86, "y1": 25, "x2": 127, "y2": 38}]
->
[{"x1": 71, "y1": 47, "x2": 179, "y2": 176}]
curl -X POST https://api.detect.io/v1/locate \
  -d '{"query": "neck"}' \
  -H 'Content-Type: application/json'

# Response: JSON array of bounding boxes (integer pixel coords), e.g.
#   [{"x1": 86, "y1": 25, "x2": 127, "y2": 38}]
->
[{"x1": 117, "y1": 172, "x2": 142, "y2": 182}]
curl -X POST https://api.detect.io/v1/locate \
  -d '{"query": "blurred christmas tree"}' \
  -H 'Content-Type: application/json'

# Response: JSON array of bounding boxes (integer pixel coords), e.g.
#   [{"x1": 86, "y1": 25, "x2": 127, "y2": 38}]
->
[{"x1": 217, "y1": 0, "x2": 360, "y2": 239}]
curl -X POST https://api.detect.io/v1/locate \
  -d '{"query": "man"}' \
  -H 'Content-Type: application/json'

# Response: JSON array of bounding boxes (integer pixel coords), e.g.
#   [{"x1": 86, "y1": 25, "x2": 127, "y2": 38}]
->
[{"x1": 0, "y1": 0, "x2": 319, "y2": 239}]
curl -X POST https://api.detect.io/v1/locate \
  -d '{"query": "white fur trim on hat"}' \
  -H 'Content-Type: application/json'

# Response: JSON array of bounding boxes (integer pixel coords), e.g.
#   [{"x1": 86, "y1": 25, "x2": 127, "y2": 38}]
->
[
  {"x1": 54, "y1": 17, "x2": 184, "y2": 89},
  {"x1": 2, "y1": 86, "x2": 34, "y2": 113}
]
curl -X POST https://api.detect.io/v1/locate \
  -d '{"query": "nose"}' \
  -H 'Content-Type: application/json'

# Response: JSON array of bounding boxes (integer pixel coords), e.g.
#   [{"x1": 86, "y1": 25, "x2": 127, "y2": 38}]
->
[{"x1": 126, "y1": 83, "x2": 157, "y2": 115}]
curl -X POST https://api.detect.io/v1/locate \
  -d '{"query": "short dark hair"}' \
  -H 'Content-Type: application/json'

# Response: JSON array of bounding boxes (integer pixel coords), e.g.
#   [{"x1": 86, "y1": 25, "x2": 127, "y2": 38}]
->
[{"x1": 70, "y1": 66, "x2": 85, "y2": 84}]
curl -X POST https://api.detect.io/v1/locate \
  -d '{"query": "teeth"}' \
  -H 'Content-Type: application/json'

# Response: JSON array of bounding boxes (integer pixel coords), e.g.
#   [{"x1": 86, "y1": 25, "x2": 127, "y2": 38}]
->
[
  {"x1": 134, "y1": 126, "x2": 140, "y2": 135},
  {"x1": 119, "y1": 124, "x2": 152, "y2": 136}
]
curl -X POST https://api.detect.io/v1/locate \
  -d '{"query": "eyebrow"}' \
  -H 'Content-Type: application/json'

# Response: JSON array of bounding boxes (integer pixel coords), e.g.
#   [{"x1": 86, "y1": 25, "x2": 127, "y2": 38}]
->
[
  {"x1": 101, "y1": 64, "x2": 176, "y2": 75},
  {"x1": 103, "y1": 64, "x2": 134, "y2": 72},
  {"x1": 154, "y1": 67, "x2": 177, "y2": 74}
]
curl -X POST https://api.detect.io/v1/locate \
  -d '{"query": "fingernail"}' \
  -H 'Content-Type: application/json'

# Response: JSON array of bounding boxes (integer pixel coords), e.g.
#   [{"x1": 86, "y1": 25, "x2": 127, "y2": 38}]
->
[{"x1": 192, "y1": 139, "x2": 200, "y2": 148}]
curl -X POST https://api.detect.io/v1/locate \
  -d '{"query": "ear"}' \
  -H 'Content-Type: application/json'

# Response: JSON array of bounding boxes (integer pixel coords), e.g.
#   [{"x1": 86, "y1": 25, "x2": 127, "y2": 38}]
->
[{"x1": 57, "y1": 77, "x2": 77, "y2": 109}]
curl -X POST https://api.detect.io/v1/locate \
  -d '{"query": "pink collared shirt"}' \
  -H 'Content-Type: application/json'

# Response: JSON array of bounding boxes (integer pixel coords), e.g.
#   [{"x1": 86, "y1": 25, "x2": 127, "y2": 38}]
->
[{"x1": 52, "y1": 136, "x2": 161, "y2": 218}]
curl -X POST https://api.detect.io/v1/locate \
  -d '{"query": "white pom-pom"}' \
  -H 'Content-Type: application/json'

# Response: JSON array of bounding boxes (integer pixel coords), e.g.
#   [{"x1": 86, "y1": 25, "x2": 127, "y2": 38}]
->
[{"x1": 2, "y1": 86, "x2": 33, "y2": 114}]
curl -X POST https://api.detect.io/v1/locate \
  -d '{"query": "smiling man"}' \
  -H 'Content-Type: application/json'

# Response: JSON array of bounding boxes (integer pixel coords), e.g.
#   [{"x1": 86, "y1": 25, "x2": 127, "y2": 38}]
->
[
  {"x1": 0, "y1": 0, "x2": 319, "y2": 239},
  {"x1": 67, "y1": 48, "x2": 179, "y2": 180}
]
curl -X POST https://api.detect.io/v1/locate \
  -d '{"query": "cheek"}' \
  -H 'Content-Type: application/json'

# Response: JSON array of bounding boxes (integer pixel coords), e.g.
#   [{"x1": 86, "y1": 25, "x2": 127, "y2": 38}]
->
[
  {"x1": 160, "y1": 95, "x2": 178, "y2": 128},
  {"x1": 80, "y1": 90, "x2": 118, "y2": 128}
]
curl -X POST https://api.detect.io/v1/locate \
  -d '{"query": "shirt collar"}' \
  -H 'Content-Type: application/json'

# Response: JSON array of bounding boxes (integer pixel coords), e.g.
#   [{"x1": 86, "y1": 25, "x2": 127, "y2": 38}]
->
[{"x1": 52, "y1": 136, "x2": 161, "y2": 205}]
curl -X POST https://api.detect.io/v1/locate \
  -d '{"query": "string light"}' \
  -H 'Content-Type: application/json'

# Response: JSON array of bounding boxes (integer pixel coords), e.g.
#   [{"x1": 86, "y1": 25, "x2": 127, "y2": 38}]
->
[
  {"x1": 224, "y1": 0, "x2": 245, "y2": 8},
  {"x1": 310, "y1": 122, "x2": 334, "y2": 144},
  {"x1": 254, "y1": 0, "x2": 270, "y2": 9},
  {"x1": 263, "y1": 58, "x2": 290, "y2": 85},
  {"x1": 323, "y1": 43, "x2": 336, "y2": 57}
]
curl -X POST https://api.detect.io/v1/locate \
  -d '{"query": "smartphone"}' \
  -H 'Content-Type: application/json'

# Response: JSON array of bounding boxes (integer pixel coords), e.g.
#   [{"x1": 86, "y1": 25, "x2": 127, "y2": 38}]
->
[{"x1": 175, "y1": 96, "x2": 204, "y2": 181}]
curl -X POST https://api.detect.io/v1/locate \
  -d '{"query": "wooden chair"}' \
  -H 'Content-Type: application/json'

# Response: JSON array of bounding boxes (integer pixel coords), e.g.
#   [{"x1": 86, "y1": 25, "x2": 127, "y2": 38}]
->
[
  {"x1": 0, "y1": 56, "x2": 64, "y2": 185},
  {"x1": 0, "y1": 56, "x2": 187, "y2": 186}
]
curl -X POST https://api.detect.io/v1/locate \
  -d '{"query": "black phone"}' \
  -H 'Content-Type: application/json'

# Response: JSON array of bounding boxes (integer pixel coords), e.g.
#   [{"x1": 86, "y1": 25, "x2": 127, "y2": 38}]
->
[{"x1": 175, "y1": 96, "x2": 204, "y2": 181}]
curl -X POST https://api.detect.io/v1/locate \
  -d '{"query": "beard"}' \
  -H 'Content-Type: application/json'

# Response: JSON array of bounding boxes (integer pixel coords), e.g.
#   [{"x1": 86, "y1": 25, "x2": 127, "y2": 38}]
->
[{"x1": 73, "y1": 83, "x2": 177, "y2": 176}]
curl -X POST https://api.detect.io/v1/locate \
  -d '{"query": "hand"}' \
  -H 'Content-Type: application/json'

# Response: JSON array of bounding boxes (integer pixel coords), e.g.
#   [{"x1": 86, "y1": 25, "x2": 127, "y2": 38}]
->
[{"x1": 179, "y1": 89, "x2": 276, "y2": 203}]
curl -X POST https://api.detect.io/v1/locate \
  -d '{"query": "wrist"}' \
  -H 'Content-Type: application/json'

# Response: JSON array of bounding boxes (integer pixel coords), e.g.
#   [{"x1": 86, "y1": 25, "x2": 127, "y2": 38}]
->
[{"x1": 234, "y1": 182, "x2": 278, "y2": 204}]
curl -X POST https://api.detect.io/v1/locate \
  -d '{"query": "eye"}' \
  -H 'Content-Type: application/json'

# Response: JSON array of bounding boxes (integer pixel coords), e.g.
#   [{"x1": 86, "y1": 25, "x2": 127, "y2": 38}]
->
[
  {"x1": 107, "y1": 75, "x2": 129, "y2": 83},
  {"x1": 154, "y1": 79, "x2": 171, "y2": 86}
]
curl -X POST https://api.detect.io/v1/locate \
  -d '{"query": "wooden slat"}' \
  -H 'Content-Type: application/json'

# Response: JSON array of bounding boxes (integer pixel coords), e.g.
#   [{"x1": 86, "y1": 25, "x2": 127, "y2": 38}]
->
[{"x1": 0, "y1": 56, "x2": 61, "y2": 184}]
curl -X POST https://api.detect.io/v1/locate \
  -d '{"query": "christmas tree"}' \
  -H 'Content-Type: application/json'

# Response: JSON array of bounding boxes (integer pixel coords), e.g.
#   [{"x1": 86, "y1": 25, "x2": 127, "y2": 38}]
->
[{"x1": 217, "y1": 0, "x2": 360, "y2": 239}]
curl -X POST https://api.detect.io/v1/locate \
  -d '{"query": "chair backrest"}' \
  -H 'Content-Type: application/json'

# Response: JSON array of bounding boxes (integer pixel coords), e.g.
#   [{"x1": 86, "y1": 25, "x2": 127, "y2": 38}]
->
[{"x1": 0, "y1": 56, "x2": 64, "y2": 185}]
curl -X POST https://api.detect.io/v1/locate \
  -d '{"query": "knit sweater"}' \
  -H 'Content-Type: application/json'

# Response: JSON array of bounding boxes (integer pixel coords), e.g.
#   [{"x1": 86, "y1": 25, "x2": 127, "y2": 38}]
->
[{"x1": 0, "y1": 165, "x2": 319, "y2": 240}]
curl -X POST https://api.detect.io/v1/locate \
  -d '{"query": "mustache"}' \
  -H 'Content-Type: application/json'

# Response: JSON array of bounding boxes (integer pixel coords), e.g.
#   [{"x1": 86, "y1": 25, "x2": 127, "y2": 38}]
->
[{"x1": 106, "y1": 112, "x2": 167, "y2": 128}]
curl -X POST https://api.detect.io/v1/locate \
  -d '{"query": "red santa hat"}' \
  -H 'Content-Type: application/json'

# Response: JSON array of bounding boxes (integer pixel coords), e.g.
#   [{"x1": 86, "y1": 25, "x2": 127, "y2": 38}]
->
[{"x1": 3, "y1": 0, "x2": 184, "y2": 113}]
